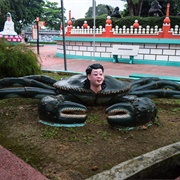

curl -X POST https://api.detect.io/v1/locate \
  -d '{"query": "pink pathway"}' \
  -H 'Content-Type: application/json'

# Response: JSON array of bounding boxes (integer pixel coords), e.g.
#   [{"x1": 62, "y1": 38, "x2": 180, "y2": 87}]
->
[{"x1": 36, "y1": 45, "x2": 180, "y2": 78}]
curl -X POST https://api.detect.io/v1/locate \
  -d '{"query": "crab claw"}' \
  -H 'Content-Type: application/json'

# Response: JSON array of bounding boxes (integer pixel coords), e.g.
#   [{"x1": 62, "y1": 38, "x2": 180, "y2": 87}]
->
[
  {"x1": 38, "y1": 95, "x2": 87, "y2": 127},
  {"x1": 106, "y1": 95, "x2": 157, "y2": 127}
]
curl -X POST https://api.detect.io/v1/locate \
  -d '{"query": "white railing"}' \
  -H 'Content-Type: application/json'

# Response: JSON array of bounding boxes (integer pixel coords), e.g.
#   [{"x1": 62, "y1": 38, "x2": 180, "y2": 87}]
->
[
  {"x1": 66, "y1": 25, "x2": 180, "y2": 36},
  {"x1": 170, "y1": 25, "x2": 180, "y2": 35},
  {"x1": 71, "y1": 26, "x2": 105, "y2": 35},
  {"x1": 112, "y1": 25, "x2": 162, "y2": 35}
]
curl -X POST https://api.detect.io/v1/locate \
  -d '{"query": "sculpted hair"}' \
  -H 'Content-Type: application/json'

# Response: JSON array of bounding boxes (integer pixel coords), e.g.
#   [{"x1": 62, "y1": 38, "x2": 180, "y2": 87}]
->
[{"x1": 85, "y1": 64, "x2": 104, "y2": 75}]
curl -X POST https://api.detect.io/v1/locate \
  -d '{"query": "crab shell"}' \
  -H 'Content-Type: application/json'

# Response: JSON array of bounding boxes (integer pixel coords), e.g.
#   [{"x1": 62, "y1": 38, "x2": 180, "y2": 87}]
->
[{"x1": 53, "y1": 75, "x2": 132, "y2": 106}]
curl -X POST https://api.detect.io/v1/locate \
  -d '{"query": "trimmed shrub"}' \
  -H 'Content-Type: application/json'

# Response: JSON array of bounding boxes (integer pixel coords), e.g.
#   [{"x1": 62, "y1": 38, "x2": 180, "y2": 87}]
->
[
  {"x1": 0, "y1": 38, "x2": 42, "y2": 78},
  {"x1": 74, "y1": 16, "x2": 180, "y2": 29}
]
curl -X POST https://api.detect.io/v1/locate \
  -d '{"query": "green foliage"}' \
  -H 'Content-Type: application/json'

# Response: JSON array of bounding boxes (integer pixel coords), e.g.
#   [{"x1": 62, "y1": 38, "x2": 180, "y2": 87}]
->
[
  {"x1": 74, "y1": 16, "x2": 180, "y2": 29},
  {"x1": 0, "y1": 39, "x2": 42, "y2": 78},
  {"x1": 41, "y1": 126, "x2": 62, "y2": 139},
  {"x1": 85, "y1": 4, "x2": 114, "y2": 18},
  {"x1": 0, "y1": 0, "x2": 10, "y2": 30},
  {"x1": 113, "y1": 16, "x2": 164, "y2": 28},
  {"x1": 74, "y1": 16, "x2": 107, "y2": 28},
  {"x1": 41, "y1": 1, "x2": 62, "y2": 30},
  {"x1": 0, "y1": 0, "x2": 45, "y2": 33},
  {"x1": 140, "y1": 0, "x2": 180, "y2": 17},
  {"x1": 155, "y1": 0, "x2": 180, "y2": 16}
]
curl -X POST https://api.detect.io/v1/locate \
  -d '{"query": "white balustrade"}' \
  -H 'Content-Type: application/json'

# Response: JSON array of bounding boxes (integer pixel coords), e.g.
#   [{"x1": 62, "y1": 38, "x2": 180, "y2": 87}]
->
[
  {"x1": 174, "y1": 25, "x2": 179, "y2": 34},
  {"x1": 138, "y1": 26, "x2": 142, "y2": 34},
  {"x1": 119, "y1": 28, "x2": 122, "y2": 34},
  {"x1": 69, "y1": 24, "x2": 179, "y2": 36},
  {"x1": 150, "y1": 28, "x2": 154, "y2": 34}
]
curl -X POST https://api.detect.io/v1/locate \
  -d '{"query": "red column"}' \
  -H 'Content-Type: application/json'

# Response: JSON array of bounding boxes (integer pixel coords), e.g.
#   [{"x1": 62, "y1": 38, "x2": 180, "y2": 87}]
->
[
  {"x1": 102, "y1": 16, "x2": 113, "y2": 37},
  {"x1": 66, "y1": 20, "x2": 73, "y2": 36},
  {"x1": 69, "y1": 10, "x2": 71, "y2": 21},
  {"x1": 162, "y1": 3, "x2": 171, "y2": 38}
]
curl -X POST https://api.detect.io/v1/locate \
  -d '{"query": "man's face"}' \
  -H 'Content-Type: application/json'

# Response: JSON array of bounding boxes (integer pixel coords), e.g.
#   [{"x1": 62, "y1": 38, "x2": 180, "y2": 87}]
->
[{"x1": 88, "y1": 69, "x2": 104, "y2": 87}]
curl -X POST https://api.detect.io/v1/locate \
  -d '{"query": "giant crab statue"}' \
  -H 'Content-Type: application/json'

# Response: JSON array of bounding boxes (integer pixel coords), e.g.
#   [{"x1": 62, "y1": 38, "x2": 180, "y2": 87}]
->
[{"x1": 0, "y1": 74, "x2": 180, "y2": 127}]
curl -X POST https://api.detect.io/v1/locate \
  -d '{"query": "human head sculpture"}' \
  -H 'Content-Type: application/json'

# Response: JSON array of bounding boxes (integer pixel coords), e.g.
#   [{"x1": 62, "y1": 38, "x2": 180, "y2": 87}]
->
[
  {"x1": 148, "y1": 0, "x2": 164, "y2": 16},
  {"x1": 6, "y1": 12, "x2": 12, "y2": 21},
  {"x1": 106, "y1": 5, "x2": 121, "y2": 18},
  {"x1": 84, "y1": 64, "x2": 106, "y2": 93},
  {"x1": 114, "y1": 7, "x2": 119, "y2": 12}
]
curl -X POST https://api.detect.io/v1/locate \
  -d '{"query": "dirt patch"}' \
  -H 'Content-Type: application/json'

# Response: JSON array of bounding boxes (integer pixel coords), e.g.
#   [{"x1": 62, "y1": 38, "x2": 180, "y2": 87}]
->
[{"x1": 0, "y1": 98, "x2": 180, "y2": 179}]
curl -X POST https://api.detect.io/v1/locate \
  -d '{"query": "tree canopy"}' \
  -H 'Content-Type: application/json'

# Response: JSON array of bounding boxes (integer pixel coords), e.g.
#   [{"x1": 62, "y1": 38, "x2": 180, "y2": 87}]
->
[
  {"x1": 84, "y1": 0, "x2": 180, "y2": 18},
  {"x1": 41, "y1": 1, "x2": 62, "y2": 30},
  {"x1": 0, "y1": 0, "x2": 45, "y2": 33},
  {"x1": 85, "y1": 4, "x2": 114, "y2": 18},
  {"x1": 122, "y1": 0, "x2": 180, "y2": 16}
]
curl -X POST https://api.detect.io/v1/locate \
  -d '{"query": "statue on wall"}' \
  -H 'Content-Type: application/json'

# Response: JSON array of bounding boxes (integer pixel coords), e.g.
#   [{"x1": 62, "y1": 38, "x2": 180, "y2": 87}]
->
[
  {"x1": 148, "y1": 0, "x2": 164, "y2": 17},
  {"x1": 106, "y1": 5, "x2": 121, "y2": 18},
  {"x1": 0, "y1": 12, "x2": 17, "y2": 35}
]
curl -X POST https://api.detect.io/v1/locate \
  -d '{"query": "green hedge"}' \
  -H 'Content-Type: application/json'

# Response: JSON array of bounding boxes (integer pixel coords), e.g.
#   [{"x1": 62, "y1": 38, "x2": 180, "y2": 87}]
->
[
  {"x1": 74, "y1": 16, "x2": 180, "y2": 29},
  {"x1": 0, "y1": 38, "x2": 42, "y2": 78}
]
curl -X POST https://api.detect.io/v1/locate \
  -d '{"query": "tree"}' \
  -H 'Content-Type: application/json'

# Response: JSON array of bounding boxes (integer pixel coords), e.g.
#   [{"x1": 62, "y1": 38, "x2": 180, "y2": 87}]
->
[
  {"x1": 123, "y1": 0, "x2": 143, "y2": 16},
  {"x1": 9, "y1": 0, "x2": 45, "y2": 31},
  {"x1": 0, "y1": 0, "x2": 45, "y2": 33},
  {"x1": 0, "y1": 0, "x2": 11, "y2": 31},
  {"x1": 122, "y1": 0, "x2": 180, "y2": 16},
  {"x1": 41, "y1": 1, "x2": 62, "y2": 30},
  {"x1": 160, "y1": 0, "x2": 180, "y2": 16},
  {"x1": 141, "y1": 0, "x2": 180, "y2": 16},
  {"x1": 85, "y1": 4, "x2": 114, "y2": 18}
]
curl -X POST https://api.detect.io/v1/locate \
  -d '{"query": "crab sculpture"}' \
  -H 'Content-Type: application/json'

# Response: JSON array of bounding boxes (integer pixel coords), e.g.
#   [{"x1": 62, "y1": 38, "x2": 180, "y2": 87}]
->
[{"x1": 0, "y1": 74, "x2": 180, "y2": 127}]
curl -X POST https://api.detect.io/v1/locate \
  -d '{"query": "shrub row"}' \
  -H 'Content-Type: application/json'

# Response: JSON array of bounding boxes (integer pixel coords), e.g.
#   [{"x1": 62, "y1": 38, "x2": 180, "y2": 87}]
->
[
  {"x1": 0, "y1": 38, "x2": 42, "y2": 78},
  {"x1": 74, "y1": 16, "x2": 180, "y2": 29}
]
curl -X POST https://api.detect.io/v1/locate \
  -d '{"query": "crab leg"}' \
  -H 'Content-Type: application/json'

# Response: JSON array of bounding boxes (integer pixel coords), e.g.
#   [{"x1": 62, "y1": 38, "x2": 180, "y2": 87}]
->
[
  {"x1": 129, "y1": 78, "x2": 180, "y2": 98},
  {"x1": 0, "y1": 87, "x2": 57, "y2": 99},
  {"x1": 23, "y1": 75, "x2": 57, "y2": 85},
  {"x1": 0, "y1": 75, "x2": 57, "y2": 90},
  {"x1": 129, "y1": 89, "x2": 180, "y2": 98}
]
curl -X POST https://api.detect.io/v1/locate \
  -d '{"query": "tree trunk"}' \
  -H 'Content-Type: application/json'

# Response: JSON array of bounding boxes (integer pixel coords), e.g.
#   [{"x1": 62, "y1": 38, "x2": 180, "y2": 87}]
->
[
  {"x1": 127, "y1": 0, "x2": 134, "y2": 16},
  {"x1": 137, "y1": 0, "x2": 144, "y2": 16},
  {"x1": 126, "y1": 0, "x2": 144, "y2": 16}
]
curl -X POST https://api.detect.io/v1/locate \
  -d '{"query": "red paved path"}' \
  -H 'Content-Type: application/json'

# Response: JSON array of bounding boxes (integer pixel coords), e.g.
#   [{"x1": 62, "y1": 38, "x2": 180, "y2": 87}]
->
[
  {"x1": 0, "y1": 45, "x2": 180, "y2": 180},
  {"x1": 38, "y1": 45, "x2": 180, "y2": 78},
  {"x1": 0, "y1": 145, "x2": 48, "y2": 180}
]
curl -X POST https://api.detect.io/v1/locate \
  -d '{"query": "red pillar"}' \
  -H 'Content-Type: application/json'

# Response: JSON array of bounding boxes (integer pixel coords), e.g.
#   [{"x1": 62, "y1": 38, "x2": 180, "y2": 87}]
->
[
  {"x1": 69, "y1": 10, "x2": 71, "y2": 21},
  {"x1": 66, "y1": 20, "x2": 73, "y2": 36},
  {"x1": 102, "y1": 16, "x2": 113, "y2": 37},
  {"x1": 162, "y1": 3, "x2": 171, "y2": 38}
]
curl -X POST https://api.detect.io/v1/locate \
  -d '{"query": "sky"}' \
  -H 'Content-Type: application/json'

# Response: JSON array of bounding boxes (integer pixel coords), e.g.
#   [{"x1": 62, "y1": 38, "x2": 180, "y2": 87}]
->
[{"x1": 49, "y1": 0, "x2": 126, "y2": 19}]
